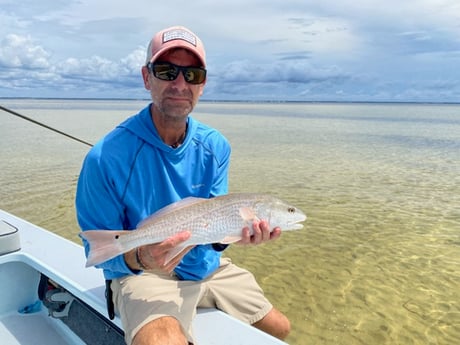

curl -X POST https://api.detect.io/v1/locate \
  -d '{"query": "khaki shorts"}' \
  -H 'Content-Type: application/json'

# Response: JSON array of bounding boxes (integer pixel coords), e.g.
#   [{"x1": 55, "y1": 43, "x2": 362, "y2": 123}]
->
[{"x1": 111, "y1": 257, "x2": 272, "y2": 345}]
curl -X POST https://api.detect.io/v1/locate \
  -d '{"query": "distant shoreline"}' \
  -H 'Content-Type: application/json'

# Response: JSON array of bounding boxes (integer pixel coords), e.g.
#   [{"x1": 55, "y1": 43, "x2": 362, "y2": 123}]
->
[{"x1": 1, "y1": 97, "x2": 459, "y2": 106}]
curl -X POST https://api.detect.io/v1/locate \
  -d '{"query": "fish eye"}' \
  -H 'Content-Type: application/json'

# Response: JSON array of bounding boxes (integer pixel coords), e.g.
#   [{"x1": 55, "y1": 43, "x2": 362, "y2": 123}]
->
[{"x1": 287, "y1": 207, "x2": 296, "y2": 213}]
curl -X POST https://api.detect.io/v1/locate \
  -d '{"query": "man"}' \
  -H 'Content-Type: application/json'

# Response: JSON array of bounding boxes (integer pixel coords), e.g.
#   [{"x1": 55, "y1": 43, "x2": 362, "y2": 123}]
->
[{"x1": 76, "y1": 25, "x2": 290, "y2": 345}]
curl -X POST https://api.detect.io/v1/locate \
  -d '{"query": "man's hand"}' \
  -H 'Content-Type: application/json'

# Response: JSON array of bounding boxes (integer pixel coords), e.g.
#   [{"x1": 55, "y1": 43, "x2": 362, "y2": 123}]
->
[
  {"x1": 126, "y1": 230, "x2": 194, "y2": 273},
  {"x1": 237, "y1": 220, "x2": 281, "y2": 245}
]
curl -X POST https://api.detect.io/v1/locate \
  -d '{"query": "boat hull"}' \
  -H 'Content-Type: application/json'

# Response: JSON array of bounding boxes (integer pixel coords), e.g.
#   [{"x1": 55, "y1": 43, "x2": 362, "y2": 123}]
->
[{"x1": 0, "y1": 209, "x2": 288, "y2": 345}]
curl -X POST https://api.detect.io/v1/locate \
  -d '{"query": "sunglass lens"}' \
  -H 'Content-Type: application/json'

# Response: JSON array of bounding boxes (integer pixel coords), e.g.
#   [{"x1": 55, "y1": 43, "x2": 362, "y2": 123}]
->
[
  {"x1": 153, "y1": 64, "x2": 179, "y2": 81},
  {"x1": 150, "y1": 63, "x2": 206, "y2": 84},
  {"x1": 184, "y1": 69, "x2": 206, "y2": 84}
]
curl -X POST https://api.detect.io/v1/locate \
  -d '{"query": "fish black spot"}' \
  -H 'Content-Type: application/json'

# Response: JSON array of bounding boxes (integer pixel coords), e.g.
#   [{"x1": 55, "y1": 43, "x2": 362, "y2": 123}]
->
[{"x1": 115, "y1": 235, "x2": 119, "y2": 239}]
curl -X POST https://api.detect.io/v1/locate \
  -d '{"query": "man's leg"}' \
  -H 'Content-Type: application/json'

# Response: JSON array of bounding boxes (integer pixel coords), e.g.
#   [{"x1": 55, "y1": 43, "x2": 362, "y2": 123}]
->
[
  {"x1": 132, "y1": 316, "x2": 189, "y2": 345},
  {"x1": 112, "y1": 273, "x2": 202, "y2": 345},
  {"x1": 252, "y1": 307, "x2": 291, "y2": 340},
  {"x1": 203, "y1": 258, "x2": 291, "y2": 340}
]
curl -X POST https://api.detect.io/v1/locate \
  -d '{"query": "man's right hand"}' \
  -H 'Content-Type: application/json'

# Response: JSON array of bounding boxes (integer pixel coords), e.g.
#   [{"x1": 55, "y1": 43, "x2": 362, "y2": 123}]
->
[{"x1": 125, "y1": 230, "x2": 193, "y2": 272}]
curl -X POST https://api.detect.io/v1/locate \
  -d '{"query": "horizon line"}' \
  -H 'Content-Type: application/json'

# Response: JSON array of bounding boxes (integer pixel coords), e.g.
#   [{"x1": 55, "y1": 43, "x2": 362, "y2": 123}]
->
[{"x1": 0, "y1": 97, "x2": 459, "y2": 106}]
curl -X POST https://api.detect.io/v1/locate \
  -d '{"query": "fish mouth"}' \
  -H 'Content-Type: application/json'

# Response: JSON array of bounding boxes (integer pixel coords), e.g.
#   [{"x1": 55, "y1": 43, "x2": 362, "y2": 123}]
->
[
  {"x1": 290, "y1": 223, "x2": 304, "y2": 230},
  {"x1": 288, "y1": 215, "x2": 307, "y2": 230}
]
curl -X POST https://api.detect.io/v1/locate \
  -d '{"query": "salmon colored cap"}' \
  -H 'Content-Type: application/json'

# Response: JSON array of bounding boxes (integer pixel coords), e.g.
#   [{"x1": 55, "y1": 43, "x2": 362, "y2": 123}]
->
[{"x1": 146, "y1": 26, "x2": 206, "y2": 67}]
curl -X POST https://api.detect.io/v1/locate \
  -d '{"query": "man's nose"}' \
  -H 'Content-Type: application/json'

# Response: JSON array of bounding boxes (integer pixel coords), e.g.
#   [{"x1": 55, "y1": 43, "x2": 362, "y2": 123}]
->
[{"x1": 170, "y1": 71, "x2": 188, "y2": 88}]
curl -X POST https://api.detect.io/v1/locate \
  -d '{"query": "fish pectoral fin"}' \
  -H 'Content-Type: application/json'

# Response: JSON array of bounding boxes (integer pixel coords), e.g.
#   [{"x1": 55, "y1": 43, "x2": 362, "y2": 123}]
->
[
  {"x1": 239, "y1": 207, "x2": 259, "y2": 222},
  {"x1": 164, "y1": 245, "x2": 187, "y2": 265},
  {"x1": 220, "y1": 236, "x2": 242, "y2": 244}
]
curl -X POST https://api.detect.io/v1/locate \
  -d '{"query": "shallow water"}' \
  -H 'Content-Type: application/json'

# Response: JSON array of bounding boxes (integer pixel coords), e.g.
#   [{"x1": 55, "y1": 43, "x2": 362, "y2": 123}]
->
[{"x1": 1, "y1": 99, "x2": 459, "y2": 344}]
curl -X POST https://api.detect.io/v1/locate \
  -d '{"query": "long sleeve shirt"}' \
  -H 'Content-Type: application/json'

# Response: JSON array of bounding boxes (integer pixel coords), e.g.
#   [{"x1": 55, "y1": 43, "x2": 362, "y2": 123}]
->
[{"x1": 75, "y1": 103, "x2": 231, "y2": 280}]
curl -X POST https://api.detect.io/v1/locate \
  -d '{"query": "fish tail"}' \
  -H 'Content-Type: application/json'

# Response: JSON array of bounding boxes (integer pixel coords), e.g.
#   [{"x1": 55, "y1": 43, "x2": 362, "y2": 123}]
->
[{"x1": 79, "y1": 230, "x2": 130, "y2": 267}]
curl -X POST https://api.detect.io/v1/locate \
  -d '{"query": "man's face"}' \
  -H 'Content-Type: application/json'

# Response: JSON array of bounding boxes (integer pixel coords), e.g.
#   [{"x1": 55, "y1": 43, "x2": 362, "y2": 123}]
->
[{"x1": 142, "y1": 49, "x2": 206, "y2": 121}]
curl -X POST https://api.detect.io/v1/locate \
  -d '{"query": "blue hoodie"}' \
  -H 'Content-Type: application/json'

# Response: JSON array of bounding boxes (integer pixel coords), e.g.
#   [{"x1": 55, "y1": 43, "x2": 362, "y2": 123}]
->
[{"x1": 76, "y1": 103, "x2": 231, "y2": 280}]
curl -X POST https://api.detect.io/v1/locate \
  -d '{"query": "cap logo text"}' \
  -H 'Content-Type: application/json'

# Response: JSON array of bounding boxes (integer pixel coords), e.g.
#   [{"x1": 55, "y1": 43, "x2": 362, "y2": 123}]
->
[{"x1": 163, "y1": 29, "x2": 197, "y2": 46}]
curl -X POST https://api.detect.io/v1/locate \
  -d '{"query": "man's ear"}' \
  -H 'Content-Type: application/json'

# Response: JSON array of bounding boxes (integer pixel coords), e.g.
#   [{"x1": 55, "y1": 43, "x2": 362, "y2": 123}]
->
[
  {"x1": 198, "y1": 78, "x2": 206, "y2": 96},
  {"x1": 141, "y1": 66, "x2": 151, "y2": 90}
]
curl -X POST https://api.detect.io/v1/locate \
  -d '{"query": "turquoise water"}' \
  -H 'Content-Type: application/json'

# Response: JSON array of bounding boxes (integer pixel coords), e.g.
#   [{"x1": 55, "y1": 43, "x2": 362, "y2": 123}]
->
[{"x1": 1, "y1": 99, "x2": 459, "y2": 344}]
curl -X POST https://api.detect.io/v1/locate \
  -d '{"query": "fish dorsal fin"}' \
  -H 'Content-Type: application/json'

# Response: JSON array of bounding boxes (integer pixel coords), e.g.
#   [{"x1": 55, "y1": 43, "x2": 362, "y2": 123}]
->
[{"x1": 137, "y1": 197, "x2": 207, "y2": 228}]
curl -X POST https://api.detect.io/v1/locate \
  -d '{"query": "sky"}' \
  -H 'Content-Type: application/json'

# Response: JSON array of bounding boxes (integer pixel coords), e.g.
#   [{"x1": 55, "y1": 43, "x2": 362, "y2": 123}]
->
[{"x1": 1, "y1": 0, "x2": 460, "y2": 102}]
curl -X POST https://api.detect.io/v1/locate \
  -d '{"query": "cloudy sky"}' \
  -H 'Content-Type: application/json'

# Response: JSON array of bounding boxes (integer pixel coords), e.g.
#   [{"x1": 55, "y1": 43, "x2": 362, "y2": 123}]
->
[{"x1": 1, "y1": 0, "x2": 459, "y2": 102}]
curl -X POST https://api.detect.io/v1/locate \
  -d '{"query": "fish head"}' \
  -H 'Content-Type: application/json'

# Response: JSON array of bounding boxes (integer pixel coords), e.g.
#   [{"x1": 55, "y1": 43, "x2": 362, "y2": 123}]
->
[{"x1": 253, "y1": 196, "x2": 307, "y2": 231}]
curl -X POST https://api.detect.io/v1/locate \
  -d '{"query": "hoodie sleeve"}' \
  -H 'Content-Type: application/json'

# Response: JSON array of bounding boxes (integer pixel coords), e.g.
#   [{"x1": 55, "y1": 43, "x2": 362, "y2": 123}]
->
[
  {"x1": 210, "y1": 133, "x2": 232, "y2": 252},
  {"x1": 209, "y1": 132, "x2": 231, "y2": 198},
  {"x1": 75, "y1": 141, "x2": 140, "y2": 278}
]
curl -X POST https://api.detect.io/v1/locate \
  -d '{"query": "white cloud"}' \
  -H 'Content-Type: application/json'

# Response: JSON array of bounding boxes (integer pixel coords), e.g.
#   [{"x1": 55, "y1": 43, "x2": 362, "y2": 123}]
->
[
  {"x1": 0, "y1": 1, "x2": 460, "y2": 101},
  {"x1": 119, "y1": 47, "x2": 147, "y2": 75},
  {"x1": 218, "y1": 59, "x2": 348, "y2": 84},
  {"x1": 59, "y1": 56, "x2": 116, "y2": 79},
  {"x1": 0, "y1": 34, "x2": 50, "y2": 68}
]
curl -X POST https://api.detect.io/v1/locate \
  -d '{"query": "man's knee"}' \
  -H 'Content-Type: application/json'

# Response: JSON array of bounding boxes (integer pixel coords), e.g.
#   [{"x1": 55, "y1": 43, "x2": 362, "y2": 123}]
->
[
  {"x1": 132, "y1": 316, "x2": 189, "y2": 345},
  {"x1": 252, "y1": 308, "x2": 291, "y2": 340}
]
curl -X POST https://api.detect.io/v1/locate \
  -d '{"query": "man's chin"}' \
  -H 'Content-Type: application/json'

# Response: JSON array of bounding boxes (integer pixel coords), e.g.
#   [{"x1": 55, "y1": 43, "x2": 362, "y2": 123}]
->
[{"x1": 162, "y1": 103, "x2": 193, "y2": 118}]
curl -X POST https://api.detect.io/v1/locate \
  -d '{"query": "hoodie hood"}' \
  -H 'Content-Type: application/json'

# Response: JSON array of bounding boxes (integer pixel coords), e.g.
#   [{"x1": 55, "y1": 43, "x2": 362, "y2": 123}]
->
[{"x1": 118, "y1": 103, "x2": 197, "y2": 154}]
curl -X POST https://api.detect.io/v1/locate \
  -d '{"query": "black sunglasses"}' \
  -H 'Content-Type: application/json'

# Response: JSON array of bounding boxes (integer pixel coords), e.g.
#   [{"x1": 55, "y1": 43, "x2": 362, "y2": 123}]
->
[{"x1": 147, "y1": 62, "x2": 207, "y2": 85}]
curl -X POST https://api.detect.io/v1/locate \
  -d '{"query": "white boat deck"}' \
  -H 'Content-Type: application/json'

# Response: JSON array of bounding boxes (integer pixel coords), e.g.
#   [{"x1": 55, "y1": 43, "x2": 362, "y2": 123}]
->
[
  {"x1": 0, "y1": 210, "x2": 287, "y2": 344},
  {"x1": 0, "y1": 259, "x2": 86, "y2": 345}
]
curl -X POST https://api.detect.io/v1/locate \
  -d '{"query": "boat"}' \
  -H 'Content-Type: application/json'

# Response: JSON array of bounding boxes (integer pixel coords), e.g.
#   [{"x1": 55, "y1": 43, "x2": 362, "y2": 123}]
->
[{"x1": 0, "y1": 209, "x2": 288, "y2": 345}]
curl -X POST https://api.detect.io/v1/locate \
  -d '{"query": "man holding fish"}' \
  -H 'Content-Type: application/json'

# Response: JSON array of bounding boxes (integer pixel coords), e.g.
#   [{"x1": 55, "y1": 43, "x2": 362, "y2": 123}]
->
[{"x1": 76, "y1": 25, "x2": 305, "y2": 345}]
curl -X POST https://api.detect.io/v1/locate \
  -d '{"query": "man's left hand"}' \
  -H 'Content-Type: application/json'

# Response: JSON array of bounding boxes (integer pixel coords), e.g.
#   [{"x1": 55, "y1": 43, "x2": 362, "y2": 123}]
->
[{"x1": 237, "y1": 220, "x2": 281, "y2": 245}]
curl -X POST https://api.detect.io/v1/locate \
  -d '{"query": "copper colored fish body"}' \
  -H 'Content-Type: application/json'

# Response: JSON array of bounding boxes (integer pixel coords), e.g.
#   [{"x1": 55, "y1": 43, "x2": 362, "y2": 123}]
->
[{"x1": 80, "y1": 193, "x2": 307, "y2": 267}]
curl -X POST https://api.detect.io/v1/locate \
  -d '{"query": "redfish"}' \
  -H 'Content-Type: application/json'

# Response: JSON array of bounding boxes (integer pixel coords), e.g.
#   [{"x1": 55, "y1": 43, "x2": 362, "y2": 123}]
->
[{"x1": 80, "y1": 193, "x2": 307, "y2": 267}]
